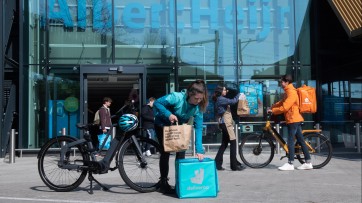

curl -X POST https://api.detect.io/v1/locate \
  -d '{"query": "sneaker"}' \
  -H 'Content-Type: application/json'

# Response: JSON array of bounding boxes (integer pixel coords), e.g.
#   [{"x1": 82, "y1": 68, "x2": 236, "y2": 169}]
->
[
  {"x1": 278, "y1": 163, "x2": 294, "y2": 171},
  {"x1": 297, "y1": 163, "x2": 313, "y2": 170},
  {"x1": 143, "y1": 150, "x2": 152, "y2": 157}
]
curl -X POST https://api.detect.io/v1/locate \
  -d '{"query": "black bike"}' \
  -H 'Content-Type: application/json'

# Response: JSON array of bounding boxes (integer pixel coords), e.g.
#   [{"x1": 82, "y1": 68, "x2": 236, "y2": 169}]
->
[{"x1": 37, "y1": 102, "x2": 161, "y2": 193}]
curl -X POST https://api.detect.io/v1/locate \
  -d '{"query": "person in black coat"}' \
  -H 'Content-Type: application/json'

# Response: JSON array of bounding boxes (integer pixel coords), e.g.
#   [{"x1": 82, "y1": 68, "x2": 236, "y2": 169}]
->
[{"x1": 141, "y1": 97, "x2": 156, "y2": 156}]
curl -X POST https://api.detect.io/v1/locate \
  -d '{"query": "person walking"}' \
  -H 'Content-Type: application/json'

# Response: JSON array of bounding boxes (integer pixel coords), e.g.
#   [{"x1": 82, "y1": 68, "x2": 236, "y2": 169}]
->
[
  {"x1": 213, "y1": 84, "x2": 245, "y2": 171},
  {"x1": 153, "y1": 79, "x2": 208, "y2": 194},
  {"x1": 97, "y1": 97, "x2": 112, "y2": 156},
  {"x1": 141, "y1": 97, "x2": 156, "y2": 156},
  {"x1": 268, "y1": 74, "x2": 313, "y2": 171}
]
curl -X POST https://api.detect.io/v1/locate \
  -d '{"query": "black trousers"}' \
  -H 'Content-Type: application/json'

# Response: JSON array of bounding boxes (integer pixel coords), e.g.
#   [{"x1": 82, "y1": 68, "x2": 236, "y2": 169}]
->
[
  {"x1": 215, "y1": 123, "x2": 239, "y2": 168},
  {"x1": 155, "y1": 125, "x2": 185, "y2": 179}
]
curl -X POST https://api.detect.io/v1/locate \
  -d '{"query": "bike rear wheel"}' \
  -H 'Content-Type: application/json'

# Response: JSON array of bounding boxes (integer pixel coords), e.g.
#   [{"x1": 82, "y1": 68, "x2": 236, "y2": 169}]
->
[
  {"x1": 239, "y1": 133, "x2": 275, "y2": 168},
  {"x1": 37, "y1": 136, "x2": 89, "y2": 192},
  {"x1": 296, "y1": 133, "x2": 332, "y2": 169},
  {"x1": 117, "y1": 137, "x2": 161, "y2": 193}
]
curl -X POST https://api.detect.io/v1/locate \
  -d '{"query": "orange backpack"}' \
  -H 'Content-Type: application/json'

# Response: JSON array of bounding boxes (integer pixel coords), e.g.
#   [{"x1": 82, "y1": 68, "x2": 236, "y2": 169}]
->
[{"x1": 297, "y1": 85, "x2": 317, "y2": 113}]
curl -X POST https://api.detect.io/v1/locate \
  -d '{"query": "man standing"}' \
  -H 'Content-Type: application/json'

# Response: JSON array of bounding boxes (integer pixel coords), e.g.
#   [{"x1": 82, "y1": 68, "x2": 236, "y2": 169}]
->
[{"x1": 97, "y1": 97, "x2": 112, "y2": 154}]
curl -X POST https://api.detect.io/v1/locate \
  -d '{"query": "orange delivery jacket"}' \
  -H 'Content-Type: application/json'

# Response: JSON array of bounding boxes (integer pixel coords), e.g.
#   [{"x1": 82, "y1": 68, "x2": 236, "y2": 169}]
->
[{"x1": 271, "y1": 83, "x2": 304, "y2": 124}]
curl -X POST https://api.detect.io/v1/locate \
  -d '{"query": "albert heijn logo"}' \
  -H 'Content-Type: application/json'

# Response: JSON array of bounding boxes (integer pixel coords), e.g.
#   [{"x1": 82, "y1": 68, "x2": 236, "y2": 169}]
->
[{"x1": 41, "y1": 0, "x2": 291, "y2": 41}]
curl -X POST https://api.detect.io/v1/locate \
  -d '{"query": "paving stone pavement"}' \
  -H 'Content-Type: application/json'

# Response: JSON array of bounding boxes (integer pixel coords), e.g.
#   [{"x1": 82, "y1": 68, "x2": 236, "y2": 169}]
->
[{"x1": 0, "y1": 152, "x2": 361, "y2": 203}]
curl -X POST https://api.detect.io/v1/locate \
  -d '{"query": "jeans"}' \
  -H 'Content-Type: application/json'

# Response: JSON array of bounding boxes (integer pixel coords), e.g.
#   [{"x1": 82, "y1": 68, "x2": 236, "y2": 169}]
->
[
  {"x1": 287, "y1": 122, "x2": 311, "y2": 164},
  {"x1": 144, "y1": 128, "x2": 156, "y2": 151}
]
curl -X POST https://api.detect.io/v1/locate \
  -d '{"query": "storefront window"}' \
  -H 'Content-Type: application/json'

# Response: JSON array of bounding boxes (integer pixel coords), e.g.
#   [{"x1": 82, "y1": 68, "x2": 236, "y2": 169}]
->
[
  {"x1": 21, "y1": 0, "x2": 321, "y2": 151},
  {"x1": 23, "y1": 65, "x2": 46, "y2": 148},
  {"x1": 114, "y1": 0, "x2": 176, "y2": 65},
  {"x1": 42, "y1": 0, "x2": 113, "y2": 64},
  {"x1": 177, "y1": 0, "x2": 236, "y2": 65},
  {"x1": 236, "y1": 0, "x2": 305, "y2": 65},
  {"x1": 47, "y1": 67, "x2": 80, "y2": 140},
  {"x1": 295, "y1": 0, "x2": 312, "y2": 65}
]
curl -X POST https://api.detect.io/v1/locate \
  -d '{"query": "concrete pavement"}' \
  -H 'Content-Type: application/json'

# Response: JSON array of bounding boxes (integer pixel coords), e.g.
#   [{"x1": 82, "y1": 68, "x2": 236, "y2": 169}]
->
[{"x1": 0, "y1": 152, "x2": 361, "y2": 203}]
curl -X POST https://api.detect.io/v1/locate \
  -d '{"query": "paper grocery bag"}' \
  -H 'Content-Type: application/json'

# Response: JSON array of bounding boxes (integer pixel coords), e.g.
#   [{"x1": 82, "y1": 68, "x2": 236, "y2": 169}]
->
[
  {"x1": 163, "y1": 123, "x2": 192, "y2": 152},
  {"x1": 237, "y1": 93, "x2": 250, "y2": 116}
]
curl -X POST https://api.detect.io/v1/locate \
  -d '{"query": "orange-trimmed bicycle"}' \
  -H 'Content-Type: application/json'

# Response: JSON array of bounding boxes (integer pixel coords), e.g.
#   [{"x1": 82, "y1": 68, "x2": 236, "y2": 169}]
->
[{"x1": 239, "y1": 113, "x2": 332, "y2": 169}]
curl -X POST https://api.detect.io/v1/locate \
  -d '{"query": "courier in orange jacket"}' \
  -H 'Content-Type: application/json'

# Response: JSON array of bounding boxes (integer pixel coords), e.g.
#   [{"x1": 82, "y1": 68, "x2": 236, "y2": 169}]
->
[
  {"x1": 271, "y1": 83, "x2": 304, "y2": 124},
  {"x1": 268, "y1": 74, "x2": 313, "y2": 171}
]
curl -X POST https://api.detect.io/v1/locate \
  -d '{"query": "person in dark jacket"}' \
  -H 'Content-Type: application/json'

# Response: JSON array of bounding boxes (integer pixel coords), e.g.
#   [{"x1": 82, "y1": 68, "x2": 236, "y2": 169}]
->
[
  {"x1": 99, "y1": 97, "x2": 112, "y2": 134},
  {"x1": 141, "y1": 97, "x2": 156, "y2": 156},
  {"x1": 213, "y1": 85, "x2": 245, "y2": 171},
  {"x1": 97, "y1": 97, "x2": 112, "y2": 156}
]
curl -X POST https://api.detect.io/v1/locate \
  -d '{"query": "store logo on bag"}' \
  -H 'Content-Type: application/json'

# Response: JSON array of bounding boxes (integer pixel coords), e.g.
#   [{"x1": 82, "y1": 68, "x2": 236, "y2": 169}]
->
[
  {"x1": 187, "y1": 168, "x2": 210, "y2": 191},
  {"x1": 303, "y1": 97, "x2": 311, "y2": 104},
  {"x1": 191, "y1": 168, "x2": 204, "y2": 184}
]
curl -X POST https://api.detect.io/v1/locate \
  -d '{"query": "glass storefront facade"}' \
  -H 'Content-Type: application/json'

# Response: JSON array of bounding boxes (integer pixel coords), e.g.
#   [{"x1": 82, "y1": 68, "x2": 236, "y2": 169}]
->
[{"x1": 20, "y1": 0, "x2": 361, "y2": 152}]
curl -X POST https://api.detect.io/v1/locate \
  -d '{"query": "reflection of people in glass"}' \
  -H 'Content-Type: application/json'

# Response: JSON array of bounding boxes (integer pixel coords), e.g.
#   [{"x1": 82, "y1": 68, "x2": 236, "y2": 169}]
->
[
  {"x1": 268, "y1": 74, "x2": 313, "y2": 171},
  {"x1": 213, "y1": 85, "x2": 245, "y2": 171},
  {"x1": 141, "y1": 97, "x2": 156, "y2": 156},
  {"x1": 153, "y1": 79, "x2": 208, "y2": 194}
]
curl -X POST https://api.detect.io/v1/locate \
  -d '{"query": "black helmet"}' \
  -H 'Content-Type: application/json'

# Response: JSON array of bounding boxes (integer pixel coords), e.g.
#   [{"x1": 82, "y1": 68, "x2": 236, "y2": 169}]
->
[{"x1": 118, "y1": 114, "x2": 138, "y2": 132}]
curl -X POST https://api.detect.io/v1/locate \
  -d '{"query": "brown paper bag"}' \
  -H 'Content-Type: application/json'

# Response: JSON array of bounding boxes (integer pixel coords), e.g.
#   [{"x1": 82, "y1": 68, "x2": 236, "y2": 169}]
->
[
  {"x1": 237, "y1": 99, "x2": 250, "y2": 116},
  {"x1": 163, "y1": 123, "x2": 192, "y2": 152}
]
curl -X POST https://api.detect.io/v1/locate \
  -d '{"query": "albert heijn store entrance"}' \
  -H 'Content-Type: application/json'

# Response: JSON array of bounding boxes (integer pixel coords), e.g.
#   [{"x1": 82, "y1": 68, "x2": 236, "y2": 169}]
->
[{"x1": 0, "y1": 0, "x2": 361, "y2": 158}]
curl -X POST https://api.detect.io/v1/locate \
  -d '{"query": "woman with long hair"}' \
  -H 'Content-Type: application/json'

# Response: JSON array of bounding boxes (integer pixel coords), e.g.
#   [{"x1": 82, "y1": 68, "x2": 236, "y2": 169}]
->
[{"x1": 213, "y1": 84, "x2": 245, "y2": 171}]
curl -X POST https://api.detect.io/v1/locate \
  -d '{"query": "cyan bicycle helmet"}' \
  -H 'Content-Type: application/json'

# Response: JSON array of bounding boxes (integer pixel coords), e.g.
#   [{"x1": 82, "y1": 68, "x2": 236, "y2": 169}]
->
[{"x1": 118, "y1": 114, "x2": 138, "y2": 132}]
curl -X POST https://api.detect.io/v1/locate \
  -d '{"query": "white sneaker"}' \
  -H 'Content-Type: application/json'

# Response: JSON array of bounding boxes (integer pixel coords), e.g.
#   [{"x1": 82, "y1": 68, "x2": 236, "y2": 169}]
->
[
  {"x1": 297, "y1": 163, "x2": 313, "y2": 170},
  {"x1": 144, "y1": 150, "x2": 151, "y2": 157},
  {"x1": 278, "y1": 163, "x2": 294, "y2": 171}
]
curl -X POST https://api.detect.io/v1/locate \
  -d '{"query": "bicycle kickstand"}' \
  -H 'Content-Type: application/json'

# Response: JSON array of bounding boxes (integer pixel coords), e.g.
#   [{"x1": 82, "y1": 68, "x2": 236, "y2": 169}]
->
[{"x1": 88, "y1": 171, "x2": 109, "y2": 194}]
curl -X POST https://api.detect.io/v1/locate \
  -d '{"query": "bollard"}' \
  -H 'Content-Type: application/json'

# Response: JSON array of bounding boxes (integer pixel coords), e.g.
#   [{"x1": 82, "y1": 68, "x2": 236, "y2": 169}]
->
[
  {"x1": 9, "y1": 129, "x2": 16, "y2": 164},
  {"x1": 61, "y1": 128, "x2": 67, "y2": 136},
  {"x1": 61, "y1": 128, "x2": 67, "y2": 147}
]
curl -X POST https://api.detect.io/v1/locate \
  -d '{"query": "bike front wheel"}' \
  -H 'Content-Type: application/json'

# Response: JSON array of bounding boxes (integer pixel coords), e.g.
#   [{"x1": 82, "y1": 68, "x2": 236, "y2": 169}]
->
[
  {"x1": 296, "y1": 133, "x2": 332, "y2": 169},
  {"x1": 239, "y1": 133, "x2": 275, "y2": 168},
  {"x1": 37, "y1": 136, "x2": 89, "y2": 192},
  {"x1": 117, "y1": 137, "x2": 161, "y2": 193}
]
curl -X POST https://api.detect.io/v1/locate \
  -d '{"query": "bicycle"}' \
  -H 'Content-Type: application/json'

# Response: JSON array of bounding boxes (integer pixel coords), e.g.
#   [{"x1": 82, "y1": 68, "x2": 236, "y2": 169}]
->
[
  {"x1": 37, "y1": 102, "x2": 162, "y2": 193},
  {"x1": 239, "y1": 113, "x2": 332, "y2": 169}
]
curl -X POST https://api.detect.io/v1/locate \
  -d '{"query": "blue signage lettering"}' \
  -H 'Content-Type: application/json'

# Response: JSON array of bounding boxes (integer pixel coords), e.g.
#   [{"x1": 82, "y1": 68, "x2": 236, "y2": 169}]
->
[
  {"x1": 224, "y1": 5, "x2": 243, "y2": 31},
  {"x1": 40, "y1": 0, "x2": 290, "y2": 41},
  {"x1": 77, "y1": 0, "x2": 86, "y2": 29},
  {"x1": 169, "y1": 0, "x2": 185, "y2": 29},
  {"x1": 192, "y1": 0, "x2": 218, "y2": 30},
  {"x1": 248, "y1": 0, "x2": 257, "y2": 30},
  {"x1": 93, "y1": 0, "x2": 112, "y2": 32},
  {"x1": 123, "y1": 3, "x2": 146, "y2": 29},
  {"x1": 257, "y1": 0, "x2": 271, "y2": 41},
  {"x1": 48, "y1": 0, "x2": 73, "y2": 27}
]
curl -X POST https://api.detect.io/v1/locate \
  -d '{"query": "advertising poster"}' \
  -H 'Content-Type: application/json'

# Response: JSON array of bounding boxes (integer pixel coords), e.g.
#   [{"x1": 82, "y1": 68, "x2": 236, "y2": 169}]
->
[
  {"x1": 239, "y1": 83, "x2": 263, "y2": 117},
  {"x1": 48, "y1": 100, "x2": 79, "y2": 138}
]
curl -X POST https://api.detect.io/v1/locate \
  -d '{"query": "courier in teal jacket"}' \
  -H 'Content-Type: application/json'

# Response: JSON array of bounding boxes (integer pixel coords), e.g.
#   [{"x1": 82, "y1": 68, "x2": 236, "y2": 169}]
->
[{"x1": 153, "y1": 79, "x2": 209, "y2": 194}]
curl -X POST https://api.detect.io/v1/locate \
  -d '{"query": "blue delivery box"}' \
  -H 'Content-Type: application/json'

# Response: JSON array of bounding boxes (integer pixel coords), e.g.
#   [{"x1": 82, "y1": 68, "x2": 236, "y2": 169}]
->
[{"x1": 175, "y1": 158, "x2": 219, "y2": 198}]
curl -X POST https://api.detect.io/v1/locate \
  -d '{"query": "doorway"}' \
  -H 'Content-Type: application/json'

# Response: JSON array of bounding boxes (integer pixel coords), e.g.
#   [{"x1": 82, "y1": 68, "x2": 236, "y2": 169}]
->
[{"x1": 80, "y1": 65, "x2": 146, "y2": 127}]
